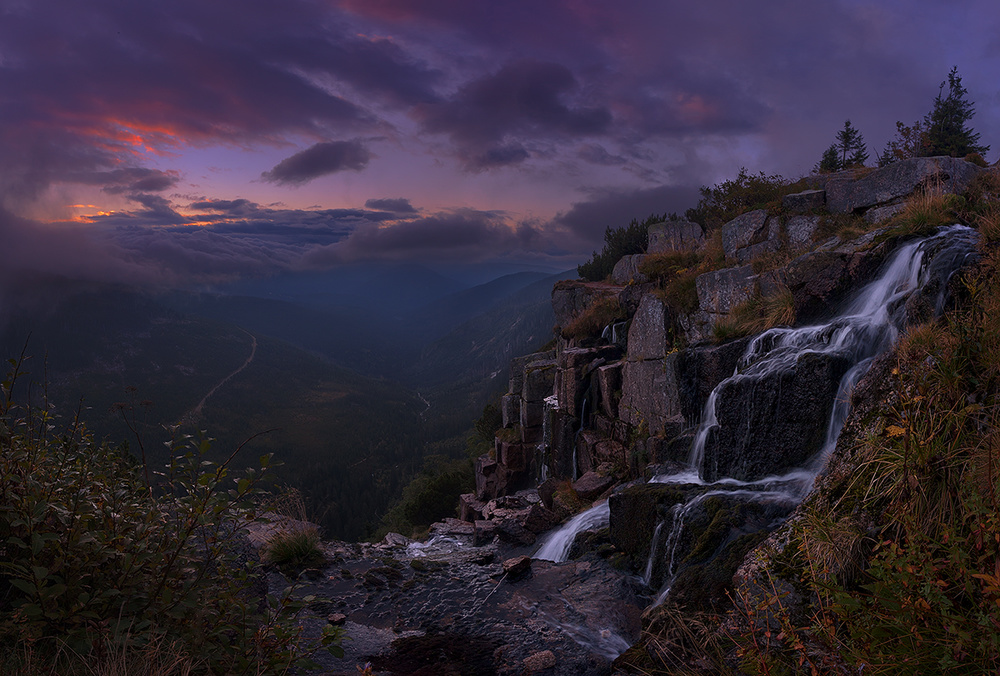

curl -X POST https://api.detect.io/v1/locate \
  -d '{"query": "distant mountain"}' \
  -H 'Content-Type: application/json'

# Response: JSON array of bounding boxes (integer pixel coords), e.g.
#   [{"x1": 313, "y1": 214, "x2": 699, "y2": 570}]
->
[
  {"x1": 208, "y1": 262, "x2": 465, "y2": 315},
  {"x1": 405, "y1": 270, "x2": 554, "y2": 343}
]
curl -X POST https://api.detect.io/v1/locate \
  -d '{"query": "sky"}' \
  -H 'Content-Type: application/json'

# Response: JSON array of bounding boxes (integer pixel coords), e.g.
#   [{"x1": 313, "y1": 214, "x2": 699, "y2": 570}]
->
[{"x1": 1, "y1": 0, "x2": 998, "y2": 289}]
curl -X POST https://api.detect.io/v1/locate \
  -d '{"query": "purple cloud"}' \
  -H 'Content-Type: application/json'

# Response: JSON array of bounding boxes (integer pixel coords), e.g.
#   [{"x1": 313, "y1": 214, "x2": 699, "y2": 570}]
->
[
  {"x1": 262, "y1": 141, "x2": 372, "y2": 186},
  {"x1": 415, "y1": 60, "x2": 612, "y2": 169},
  {"x1": 364, "y1": 198, "x2": 418, "y2": 213}
]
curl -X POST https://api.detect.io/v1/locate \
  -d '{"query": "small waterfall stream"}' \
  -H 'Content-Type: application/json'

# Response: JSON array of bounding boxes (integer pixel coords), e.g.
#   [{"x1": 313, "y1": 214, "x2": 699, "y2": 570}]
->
[{"x1": 533, "y1": 227, "x2": 979, "y2": 597}]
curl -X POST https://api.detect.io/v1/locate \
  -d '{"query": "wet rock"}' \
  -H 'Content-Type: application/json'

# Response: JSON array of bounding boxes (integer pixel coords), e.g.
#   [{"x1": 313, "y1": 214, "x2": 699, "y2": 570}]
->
[
  {"x1": 503, "y1": 555, "x2": 532, "y2": 578},
  {"x1": 523, "y1": 649, "x2": 557, "y2": 672},
  {"x1": 608, "y1": 483, "x2": 701, "y2": 559},
  {"x1": 648, "y1": 219, "x2": 705, "y2": 254},
  {"x1": 664, "y1": 492, "x2": 797, "y2": 609},
  {"x1": 826, "y1": 156, "x2": 980, "y2": 214},
  {"x1": 703, "y1": 350, "x2": 853, "y2": 482}
]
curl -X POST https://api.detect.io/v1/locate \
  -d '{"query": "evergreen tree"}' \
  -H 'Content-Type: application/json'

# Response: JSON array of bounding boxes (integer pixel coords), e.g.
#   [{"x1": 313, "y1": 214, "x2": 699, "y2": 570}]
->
[
  {"x1": 922, "y1": 66, "x2": 989, "y2": 158},
  {"x1": 835, "y1": 119, "x2": 868, "y2": 168},
  {"x1": 816, "y1": 144, "x2": 841, "y2": 173}
]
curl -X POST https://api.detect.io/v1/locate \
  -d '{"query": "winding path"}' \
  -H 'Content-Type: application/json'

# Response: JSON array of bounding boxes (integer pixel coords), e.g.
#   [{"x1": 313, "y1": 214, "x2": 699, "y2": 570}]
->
[{"x1": 177, "y1": 328, "x2": 256, "y2": 426}]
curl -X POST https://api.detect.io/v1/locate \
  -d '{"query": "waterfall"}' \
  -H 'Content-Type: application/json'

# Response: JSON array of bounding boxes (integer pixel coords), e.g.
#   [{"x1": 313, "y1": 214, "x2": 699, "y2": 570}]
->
[
  {"x1": 533, "y1": 226, "x2": 978, "y2": 581},
  {"x1": 533, "y1": 501, "x2": 610, "y2": 562}
]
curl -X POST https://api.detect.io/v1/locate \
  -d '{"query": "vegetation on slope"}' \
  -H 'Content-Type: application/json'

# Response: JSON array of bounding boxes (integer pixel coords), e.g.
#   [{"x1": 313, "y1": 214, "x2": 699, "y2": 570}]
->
[{"x1": 0, "y1": 358, "x2": 340, "y2": 675}]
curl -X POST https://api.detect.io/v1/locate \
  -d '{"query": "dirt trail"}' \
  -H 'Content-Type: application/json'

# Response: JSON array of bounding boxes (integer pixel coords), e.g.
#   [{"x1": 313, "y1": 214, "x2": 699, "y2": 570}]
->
[{"x1": 178, "y1": 328, "x2": 256, "y2": 425}]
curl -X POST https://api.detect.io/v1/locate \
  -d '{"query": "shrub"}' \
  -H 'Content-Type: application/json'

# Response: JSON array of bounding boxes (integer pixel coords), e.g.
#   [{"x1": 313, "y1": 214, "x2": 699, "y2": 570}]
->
[
  {"x1": 263, "y1": 529, "x2": 325, "y2": 576},
  {"x1": 0, "y1": 360, "x2": 341, "y2": 674},
  {"x1": 685, "y1": 168, "x2": 788, "y2": 230},
  {"x1": 577, "y1": 213, "x2": 666, "y2": 281}
]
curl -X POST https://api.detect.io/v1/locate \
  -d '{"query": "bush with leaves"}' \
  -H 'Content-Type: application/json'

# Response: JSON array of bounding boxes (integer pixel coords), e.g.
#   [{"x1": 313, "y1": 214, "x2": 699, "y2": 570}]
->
[
  {"x1": 577, "y1": 213, "x2": 667, "y2": 281},
  {"x1": 685, "y1": 168, "x2": 789, "y2": 230},
  {"x1": 0, "y1": 358, "x2": 341, "y2": 675}
]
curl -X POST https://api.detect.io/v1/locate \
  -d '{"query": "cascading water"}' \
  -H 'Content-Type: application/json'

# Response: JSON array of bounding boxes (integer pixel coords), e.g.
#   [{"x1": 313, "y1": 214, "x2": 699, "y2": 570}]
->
[
  {"x1": 534, "y1": 501, "x2": 611, "y2": 562},
  {"x1": 533, "y1": 227, "x2": 979, "y2": 596}
]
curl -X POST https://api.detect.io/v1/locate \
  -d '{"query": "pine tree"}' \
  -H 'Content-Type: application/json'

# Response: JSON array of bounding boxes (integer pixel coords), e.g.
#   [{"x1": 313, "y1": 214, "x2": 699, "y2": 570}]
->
[
  {"x1": 922, "y1": 67, "x2": 989, "y2": 158},
  {"x1": 816, "y1": 144, "x2": 841, "y2": 173},
  {"x1": 836, "y1": 120, "x2": 868, "y2": 168}
]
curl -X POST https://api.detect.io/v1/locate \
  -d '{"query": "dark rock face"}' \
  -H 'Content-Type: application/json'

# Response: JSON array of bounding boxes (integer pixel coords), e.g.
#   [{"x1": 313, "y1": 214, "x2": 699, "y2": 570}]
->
[
  {"x1": 608, "y1": 483, "x2": 699, "y2": 558},
  {"x1": 825, "y1": 156, "x2": 980, "y2": 214},
  {"x1": 785, "y1": 215, "x2": 821, "y2": 250},
  {"x1": 647, "y1": 219, "x2": 705, "y2": 254},
  {"x1": 656, "y1": 492, "x2": 797, "y2": 608},
  {"x1": 721, "y1": 209, "x2": 769, "y2": 259},
  {"x1": 696, "y1": 264, "x2": 758, "y2": 314},
  {"x1": 611, "y1": 254, "x2": 649, "y2": 284},
  {"x1": 782, "y1": 189, "x2": 825, "y2": 212},
  {"x1": 626, "y1": 294, "x2": 675, "y2": 360},
  {"x1": 702, "y1": 350, "x2": 853, "y2": 482}
]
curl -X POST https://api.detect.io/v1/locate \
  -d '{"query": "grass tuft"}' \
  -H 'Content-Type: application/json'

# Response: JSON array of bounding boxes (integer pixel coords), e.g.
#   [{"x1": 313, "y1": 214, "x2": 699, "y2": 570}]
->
[{"x1": 712, "y1": 287, "x2": 796, "y2": 342}]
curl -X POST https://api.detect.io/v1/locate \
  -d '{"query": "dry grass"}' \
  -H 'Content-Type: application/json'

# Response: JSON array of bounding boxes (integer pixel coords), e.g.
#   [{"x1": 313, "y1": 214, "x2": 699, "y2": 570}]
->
[
  {"x1": 885, "y1": 178, "x2": 965, "y2": 238},
  {"x1": 5, "y1": 632, "x2": 201, "y2": 676},
  {"x1": 712, "y1": 287, "x2": 796, "y2": 342},
  {"x1": 560, "y1": 296, "x2": 626, "y2": 340}
]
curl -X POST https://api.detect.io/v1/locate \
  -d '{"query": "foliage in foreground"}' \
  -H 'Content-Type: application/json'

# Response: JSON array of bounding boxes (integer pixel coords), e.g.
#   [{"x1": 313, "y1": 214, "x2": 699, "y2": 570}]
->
[{"x1": 0, "y1": 361, "x2": 340, "y2": 675}]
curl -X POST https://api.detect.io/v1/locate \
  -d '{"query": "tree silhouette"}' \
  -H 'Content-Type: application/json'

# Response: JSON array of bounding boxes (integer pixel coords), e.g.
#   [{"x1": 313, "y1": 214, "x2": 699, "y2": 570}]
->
[
  {"x1": 815, "y1": 120, "x2": 867, "y2": 172},
  {"x1": 922, "y1": 66, "x2": 989, "y2": 158}
]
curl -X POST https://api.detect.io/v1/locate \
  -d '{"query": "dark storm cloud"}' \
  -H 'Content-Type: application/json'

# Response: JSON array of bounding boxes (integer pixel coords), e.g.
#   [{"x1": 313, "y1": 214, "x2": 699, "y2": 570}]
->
[
  {"x1": 364, "y1": 198, "x2": 418, "y2": 213},
  {"x1": 553, "y1": 185, "x2": 703, "y2": 246},
  {"x1": 76, "y1": 168, "x2": 180, "y2": 195},
  {"x1": 416, "y1": 60, "x2": 612, "y2": 169},
  {"x1": 262, "y1": 140, "x2": 372, "y2": 186},
  {"x1": 125, "y1": 193, "x2": 186, "y2": 224}
]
